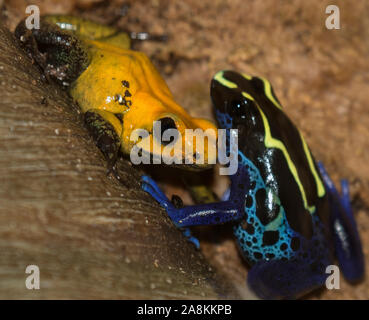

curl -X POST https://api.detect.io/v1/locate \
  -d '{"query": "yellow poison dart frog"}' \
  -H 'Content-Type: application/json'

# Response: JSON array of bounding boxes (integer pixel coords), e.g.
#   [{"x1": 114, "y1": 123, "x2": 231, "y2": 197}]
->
[{"x1": 15, "y1": 15, "x2": 217, "y2": 178}]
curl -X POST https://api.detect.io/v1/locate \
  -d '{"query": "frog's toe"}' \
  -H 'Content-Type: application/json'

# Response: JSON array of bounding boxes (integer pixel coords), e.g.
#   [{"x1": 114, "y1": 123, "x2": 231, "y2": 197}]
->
[
  {"x1": 182, "y1": 228, "x2": 200, "y2": 249},
  {"x1": 141, "y1": 175, "x2": 173, "y2": 208},
  {"x1": 141, "y1": 174, "x2": 155, "y2": 185},
  {"x1": 141, "y1": 175, "x2": 165, "y2": 195},
  {"x1": 141, "y1": 176, "x2": 166, "y2": 198},
  {"x1": 142, "y1": 182, "x2": 168, "y2": 205}
]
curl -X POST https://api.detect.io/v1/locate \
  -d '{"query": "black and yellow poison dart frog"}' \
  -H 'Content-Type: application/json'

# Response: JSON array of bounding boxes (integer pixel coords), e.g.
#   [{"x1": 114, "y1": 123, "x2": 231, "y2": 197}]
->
[
  {"x1": 14, "y1": 15, "x2": 217, "y2": 180},
  {"x1": 142, "y1": 71, "x2": 365, "y2": 299}
]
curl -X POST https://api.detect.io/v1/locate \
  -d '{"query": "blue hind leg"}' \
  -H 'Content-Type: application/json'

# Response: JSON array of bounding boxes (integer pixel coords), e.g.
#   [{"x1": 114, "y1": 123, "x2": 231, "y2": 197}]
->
[
  {"x1": 317, "y1": 162, "x2": 365, "y2": 282},
  {"x1": 247, "y1": 257, "x2": 329, "y2": 299}
]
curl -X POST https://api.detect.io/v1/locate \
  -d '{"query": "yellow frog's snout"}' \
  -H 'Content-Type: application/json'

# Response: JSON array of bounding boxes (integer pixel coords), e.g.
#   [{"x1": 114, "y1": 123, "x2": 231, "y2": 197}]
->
[{"x1": 127, "y1": 113, "x2": 218, "y2": 169}]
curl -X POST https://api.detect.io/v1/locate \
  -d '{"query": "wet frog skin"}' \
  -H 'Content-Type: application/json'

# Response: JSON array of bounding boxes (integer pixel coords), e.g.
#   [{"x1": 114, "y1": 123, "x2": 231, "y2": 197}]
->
[
  {"x1": 14, "y1": 15, "x2": 217, "y2": 176},
  {"x1": 142, "y1": 70, "x2": 365, "y2": 299}
]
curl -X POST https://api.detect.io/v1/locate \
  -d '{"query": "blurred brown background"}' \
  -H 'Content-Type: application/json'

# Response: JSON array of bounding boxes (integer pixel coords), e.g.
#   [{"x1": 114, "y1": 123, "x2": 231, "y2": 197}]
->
[{"x1": 1, "y1": 0, "x2": 368, "y2": 299}]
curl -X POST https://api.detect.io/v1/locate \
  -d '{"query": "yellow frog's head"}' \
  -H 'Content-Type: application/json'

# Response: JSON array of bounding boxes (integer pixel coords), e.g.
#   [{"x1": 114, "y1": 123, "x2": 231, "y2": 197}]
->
[
  {"x1": 123, "y1": 91, "x2": 218, "y2": 170},
  {"x1": 119, "y1": 52, "x2": 217, "y2": 170}
]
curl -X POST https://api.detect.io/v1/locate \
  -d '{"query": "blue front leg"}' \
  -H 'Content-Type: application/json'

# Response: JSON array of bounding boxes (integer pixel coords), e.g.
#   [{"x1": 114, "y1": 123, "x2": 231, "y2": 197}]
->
[
  {"x1": 317, "y1": 162, "x2": 365, "y2": 282},
  {"x1": 142, "y1": 175, "x2": 242, "y2": 227}
]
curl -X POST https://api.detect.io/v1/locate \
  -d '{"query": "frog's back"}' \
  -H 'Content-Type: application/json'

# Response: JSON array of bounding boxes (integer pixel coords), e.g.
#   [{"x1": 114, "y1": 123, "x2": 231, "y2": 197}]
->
[
  {"x1": 42, "y1": 15, "x2": 131, "y2": 50},
  {"x1": 69, "y1": 46, "x2": 141, "y2": 113},
  {"x1": 69, "y1": 44, "x2": 177, "y2": 115},
  {"x1": 252, "y1": 81, "x2": 328, "y2": 232},
  {"x1": 227, "y1": 72, "x2": 329, "y2": 232}
]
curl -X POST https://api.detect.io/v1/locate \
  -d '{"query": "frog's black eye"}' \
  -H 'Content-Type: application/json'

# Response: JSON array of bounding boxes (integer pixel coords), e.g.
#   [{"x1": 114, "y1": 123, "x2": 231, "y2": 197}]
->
[
  {"x1": 228, "y1": 98, "x2": 249, "y2": 121},
  {"x1": 155, "y1": 117, "x2": 178, "y2": 146}
]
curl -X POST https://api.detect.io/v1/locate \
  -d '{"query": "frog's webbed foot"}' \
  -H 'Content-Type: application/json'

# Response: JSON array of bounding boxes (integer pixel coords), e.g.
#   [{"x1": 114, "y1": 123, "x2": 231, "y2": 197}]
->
[
  {"x1": 141, "y1": 175, "x2": 200, "y2": 248},
  {"x1": 317, "y1": 161, "x2": 365, "y2": 282}
]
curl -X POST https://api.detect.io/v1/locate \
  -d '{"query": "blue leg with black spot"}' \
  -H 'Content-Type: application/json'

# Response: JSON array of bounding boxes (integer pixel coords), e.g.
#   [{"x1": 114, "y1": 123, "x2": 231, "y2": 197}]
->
[
  {"x1": 317, "y1": 162, "x2": 365, "y2": 282},
  {"x1": 247, "y1": 256, "x2": 329, "y2": 299}
]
